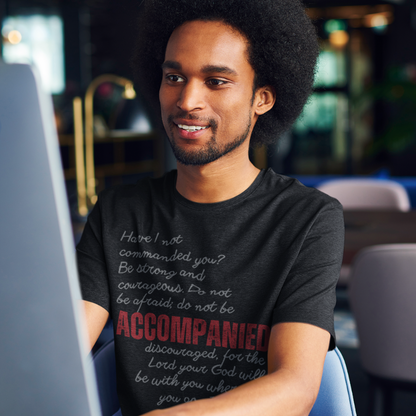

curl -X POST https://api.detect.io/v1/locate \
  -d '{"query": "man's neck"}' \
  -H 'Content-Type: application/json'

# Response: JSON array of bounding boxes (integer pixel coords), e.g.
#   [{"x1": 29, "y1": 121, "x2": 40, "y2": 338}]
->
[{"x1": 175, "y1": 154, "x2": 261, "y2": 204}]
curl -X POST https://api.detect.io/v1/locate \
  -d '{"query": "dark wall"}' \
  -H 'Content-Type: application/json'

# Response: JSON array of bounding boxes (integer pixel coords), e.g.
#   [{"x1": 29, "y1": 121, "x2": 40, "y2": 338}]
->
[{"x1": 88, "y1": 0, "x2": 142, "y2": 81}]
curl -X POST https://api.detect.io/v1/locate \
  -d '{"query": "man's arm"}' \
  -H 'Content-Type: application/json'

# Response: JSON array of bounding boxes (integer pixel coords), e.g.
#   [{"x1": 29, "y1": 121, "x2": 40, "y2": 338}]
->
[
  {"x1": 142, "y1": 322, "x2": 330, "y2": 416},
  {"x1": 82, "y1": 300, "x2": 109, "y2": 350}
]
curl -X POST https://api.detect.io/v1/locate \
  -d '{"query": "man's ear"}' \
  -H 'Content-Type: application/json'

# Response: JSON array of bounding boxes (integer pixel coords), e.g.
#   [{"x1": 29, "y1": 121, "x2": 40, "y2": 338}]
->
[{"x1": 254, "y1": 85, "x2": 276, "y2": 116}]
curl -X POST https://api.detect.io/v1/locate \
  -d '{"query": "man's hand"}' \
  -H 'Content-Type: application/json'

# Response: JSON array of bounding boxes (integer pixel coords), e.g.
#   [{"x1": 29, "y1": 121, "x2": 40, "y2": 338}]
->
[{"x1": 139, "y1": 322, "x2": 330, "y2": 416}]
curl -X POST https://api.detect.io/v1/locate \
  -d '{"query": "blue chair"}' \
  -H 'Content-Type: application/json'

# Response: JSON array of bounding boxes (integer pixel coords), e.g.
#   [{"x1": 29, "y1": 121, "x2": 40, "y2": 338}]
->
[
  {"x1": 310, "y1": 347, "x2": 357, "y2": 416},
  {"x1": 93, "y1": 340, "x2": 356, "y2": 416}
]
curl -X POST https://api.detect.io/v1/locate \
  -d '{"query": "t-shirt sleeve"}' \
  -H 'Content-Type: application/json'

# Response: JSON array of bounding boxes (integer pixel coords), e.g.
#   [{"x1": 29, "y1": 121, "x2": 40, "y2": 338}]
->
[
  {"x1": 272, "y1": 199, "x2": 344, "y2": 350},
  {"x1": 76, "y1": 197, "x2": 111, "y2": 314}
]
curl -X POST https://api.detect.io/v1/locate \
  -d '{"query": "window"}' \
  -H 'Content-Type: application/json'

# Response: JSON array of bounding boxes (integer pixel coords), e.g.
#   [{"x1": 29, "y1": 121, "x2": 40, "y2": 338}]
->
[{"x1": 2, "y1": 14, "x2": 65, "y2": 94}]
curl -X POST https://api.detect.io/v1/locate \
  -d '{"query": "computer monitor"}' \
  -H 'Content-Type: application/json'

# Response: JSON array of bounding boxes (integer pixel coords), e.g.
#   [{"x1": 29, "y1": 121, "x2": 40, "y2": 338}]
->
[{"x1": 0, "y1": 62, "x2": 101, "y2": 416}]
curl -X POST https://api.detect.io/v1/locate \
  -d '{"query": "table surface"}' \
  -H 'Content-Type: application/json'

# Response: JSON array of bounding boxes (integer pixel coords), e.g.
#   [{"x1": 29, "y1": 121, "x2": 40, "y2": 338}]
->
[{"x1": 343, "y1": 210, "x2": 416, "y2": 264}]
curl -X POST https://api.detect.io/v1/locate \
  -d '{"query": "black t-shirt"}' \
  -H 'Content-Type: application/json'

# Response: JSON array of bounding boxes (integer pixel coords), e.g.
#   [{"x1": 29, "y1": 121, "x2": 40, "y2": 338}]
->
[{"x1": 77, "y1": 168, "x2": 344, "y2": 416}]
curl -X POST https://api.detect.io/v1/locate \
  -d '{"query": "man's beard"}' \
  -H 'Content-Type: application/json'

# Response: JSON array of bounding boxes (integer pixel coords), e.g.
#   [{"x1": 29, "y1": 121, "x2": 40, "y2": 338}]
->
[{"x1": 166, "y1": 113, "x2": 252, "y2": 166}]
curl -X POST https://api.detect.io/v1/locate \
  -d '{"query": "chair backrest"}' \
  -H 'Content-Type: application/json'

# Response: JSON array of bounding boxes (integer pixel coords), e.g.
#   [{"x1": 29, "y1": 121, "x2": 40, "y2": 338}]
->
[
  {"x1": 93, "y1": 340, "x2": 356, "y2": 416},
  {"x1": 92, "y1": 339, "x2": 119, "y2": 416},
  {"x1": 317, "y1": 179, "x2": 411, "y2": 211},
  {"x1": 349, "y1": 244, "x2": 416, "y2": 382},
  {"x1": 309, "y1": 348, "x2": 357, "y2": 416}
]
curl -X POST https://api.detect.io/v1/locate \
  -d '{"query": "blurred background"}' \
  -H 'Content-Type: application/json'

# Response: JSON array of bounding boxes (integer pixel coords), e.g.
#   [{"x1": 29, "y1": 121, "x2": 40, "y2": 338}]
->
[
  {"x1": 2, "y1": 0, "x2": 416, "y2": 214},
  {"x1": 2, "y1": 0, "x2": 416, "y2": 414}
]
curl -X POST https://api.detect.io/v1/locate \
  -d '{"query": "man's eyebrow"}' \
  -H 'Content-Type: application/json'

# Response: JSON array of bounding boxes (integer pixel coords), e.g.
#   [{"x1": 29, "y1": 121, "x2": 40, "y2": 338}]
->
[
  {"x1": 161, "y1": 61, "x2": 238, "y2": 76},
  {"x1": 161, "y1": 61, "x2": 182, "y2": 70},
  {"x1": 201, "y1": 65, "x2": 238, "y2": 76}
]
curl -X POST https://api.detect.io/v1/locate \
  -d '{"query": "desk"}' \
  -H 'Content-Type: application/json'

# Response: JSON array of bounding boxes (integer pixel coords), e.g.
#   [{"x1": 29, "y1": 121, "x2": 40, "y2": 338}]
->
[{"x1": 343, "y1": 210, "x2": 416, "y2": 265}]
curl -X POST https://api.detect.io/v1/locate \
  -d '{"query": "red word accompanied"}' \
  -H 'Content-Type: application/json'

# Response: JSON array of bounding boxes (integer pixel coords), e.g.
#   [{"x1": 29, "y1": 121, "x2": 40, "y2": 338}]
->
[{"x1": 116, "y1": 310, "x2": 270, "y2": 352}]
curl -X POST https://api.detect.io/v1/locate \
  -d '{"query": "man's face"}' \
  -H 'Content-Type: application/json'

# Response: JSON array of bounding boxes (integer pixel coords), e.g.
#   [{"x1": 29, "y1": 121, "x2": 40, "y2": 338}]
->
[{"x1": 159, "y1": 20, "x2": 258, "y2": 166}]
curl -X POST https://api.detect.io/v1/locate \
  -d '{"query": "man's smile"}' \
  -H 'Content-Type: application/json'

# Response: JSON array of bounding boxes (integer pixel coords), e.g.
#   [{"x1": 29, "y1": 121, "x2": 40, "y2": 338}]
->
[
  {"x1": 173, "y1": 121, "x2": 212, "y2": 141},
  {"x1": 177, "y1": 124, "x2": 209, "y2": 132},
  {"x1": 169, "y1": 116, "x2": 215, "y2": 142}
]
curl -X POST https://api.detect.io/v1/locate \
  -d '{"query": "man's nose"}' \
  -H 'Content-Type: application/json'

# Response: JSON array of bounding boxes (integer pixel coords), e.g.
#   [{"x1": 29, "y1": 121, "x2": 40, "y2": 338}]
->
[{"x1": 176, "y1": 80, "x2": 205, "y2": 112}]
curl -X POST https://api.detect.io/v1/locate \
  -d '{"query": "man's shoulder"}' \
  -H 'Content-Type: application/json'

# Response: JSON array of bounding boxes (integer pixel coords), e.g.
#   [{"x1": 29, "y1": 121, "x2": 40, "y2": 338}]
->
[{"x1": 262, "y1": 169, "x2": 339, "y2": 208}]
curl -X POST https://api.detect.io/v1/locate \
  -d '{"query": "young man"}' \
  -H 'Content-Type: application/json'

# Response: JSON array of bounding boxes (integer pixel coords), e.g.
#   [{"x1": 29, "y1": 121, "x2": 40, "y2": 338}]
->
[{"x1": 77, "y1": 1, "x2": 344, "y2": 415}]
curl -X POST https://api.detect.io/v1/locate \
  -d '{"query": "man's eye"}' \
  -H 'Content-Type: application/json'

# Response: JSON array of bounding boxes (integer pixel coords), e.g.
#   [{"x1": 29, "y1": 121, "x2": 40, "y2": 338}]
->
[
  {"x1": 166, "y1": 75, "x2": 185, "y2": 83},
  {"x1": 207, "y1": 79, "x2": 226, "y2": 86}
]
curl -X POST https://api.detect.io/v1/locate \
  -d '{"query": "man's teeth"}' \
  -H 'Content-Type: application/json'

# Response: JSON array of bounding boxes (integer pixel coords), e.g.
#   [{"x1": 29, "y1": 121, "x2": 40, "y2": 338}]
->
[{"x1": 177, "y1": 124, "x2": 208, "y2": 132}]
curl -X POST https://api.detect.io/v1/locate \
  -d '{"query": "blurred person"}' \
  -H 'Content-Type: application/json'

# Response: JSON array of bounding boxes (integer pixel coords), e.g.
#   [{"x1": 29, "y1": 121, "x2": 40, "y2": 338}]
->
[{"x1": 76, "y1": 1, "x2": 344, "y2": 415}]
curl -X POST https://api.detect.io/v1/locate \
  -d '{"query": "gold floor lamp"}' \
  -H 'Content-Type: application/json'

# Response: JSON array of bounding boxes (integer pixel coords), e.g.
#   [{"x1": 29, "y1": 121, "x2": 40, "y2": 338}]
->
[{"x1": 73, "y1": 74, "x2": 136, "y2": 216}]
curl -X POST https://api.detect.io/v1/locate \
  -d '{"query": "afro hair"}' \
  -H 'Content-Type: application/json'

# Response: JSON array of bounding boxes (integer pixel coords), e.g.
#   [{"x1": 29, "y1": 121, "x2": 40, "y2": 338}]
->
[{"x1": 132, "y1": 0, "x2": 319, "y2": 146}]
